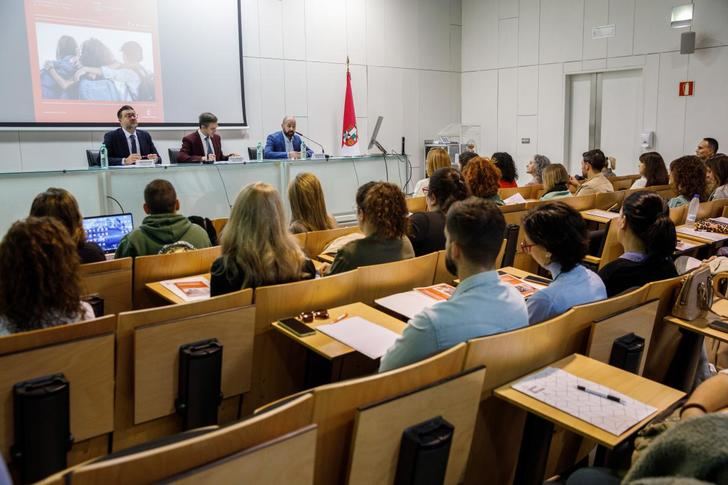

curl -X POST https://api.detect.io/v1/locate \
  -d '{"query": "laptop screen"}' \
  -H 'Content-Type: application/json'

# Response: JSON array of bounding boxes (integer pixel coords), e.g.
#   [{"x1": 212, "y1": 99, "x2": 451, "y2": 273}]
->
[{"x1": 83, "y1": 213, "x2": 134, "y2": 253}]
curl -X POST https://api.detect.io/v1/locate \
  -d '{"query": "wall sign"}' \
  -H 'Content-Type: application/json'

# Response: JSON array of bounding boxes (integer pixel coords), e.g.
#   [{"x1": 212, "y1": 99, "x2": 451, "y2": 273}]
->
[{"x1": 679, "y1": 81, "x2": 694, "y2": 96}]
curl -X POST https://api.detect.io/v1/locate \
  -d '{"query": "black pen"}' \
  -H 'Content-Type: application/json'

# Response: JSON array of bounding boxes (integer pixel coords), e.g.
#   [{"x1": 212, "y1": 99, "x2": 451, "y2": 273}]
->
[{"x1": 577, "y1": 384, "x2": 623, "y2": 404}]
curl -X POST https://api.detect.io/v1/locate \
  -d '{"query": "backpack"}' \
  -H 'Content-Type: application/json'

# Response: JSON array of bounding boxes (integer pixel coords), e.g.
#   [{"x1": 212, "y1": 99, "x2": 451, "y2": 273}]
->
[{"x1": 188, "y1": 216, "x2": 218, "y2": 246}]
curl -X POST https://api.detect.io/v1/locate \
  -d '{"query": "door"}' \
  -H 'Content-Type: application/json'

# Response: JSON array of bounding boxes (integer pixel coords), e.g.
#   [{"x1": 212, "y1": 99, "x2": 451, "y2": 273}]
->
[{"x1": 566, "y1": 69, "x2": 643, "y2": 175}]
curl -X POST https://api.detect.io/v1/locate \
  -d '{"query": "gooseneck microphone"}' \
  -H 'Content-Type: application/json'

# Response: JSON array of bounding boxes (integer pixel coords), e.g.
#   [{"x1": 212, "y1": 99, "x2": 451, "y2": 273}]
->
[{"x1": 295, "y1": 131, "x2": 326, "y2": 154}]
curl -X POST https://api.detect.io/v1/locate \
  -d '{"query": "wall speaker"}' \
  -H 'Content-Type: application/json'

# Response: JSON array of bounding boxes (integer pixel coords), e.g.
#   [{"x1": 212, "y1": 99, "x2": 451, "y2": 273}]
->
[{"x1": 680, "y1": 31, "x2": 696, "y2": 54}]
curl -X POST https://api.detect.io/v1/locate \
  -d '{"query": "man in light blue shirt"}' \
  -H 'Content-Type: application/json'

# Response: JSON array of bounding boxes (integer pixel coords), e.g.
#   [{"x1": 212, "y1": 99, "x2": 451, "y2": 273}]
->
[{"x1": 379, "y1": 197, "x2": 528, "y2": 372}]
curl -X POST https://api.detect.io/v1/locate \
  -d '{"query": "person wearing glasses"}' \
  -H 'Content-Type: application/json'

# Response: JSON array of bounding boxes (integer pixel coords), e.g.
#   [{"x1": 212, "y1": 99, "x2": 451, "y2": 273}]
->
[
  {"x1": 103, "y1": 105, "x2": 160, "y2": 165},
  {"x1": 521, "y1": 202, "x2": 606, "y2": 325}
]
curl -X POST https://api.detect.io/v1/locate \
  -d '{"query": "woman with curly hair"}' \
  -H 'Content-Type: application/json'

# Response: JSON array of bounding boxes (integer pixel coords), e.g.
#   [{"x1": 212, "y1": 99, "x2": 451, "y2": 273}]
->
[
  {"x1": 414, "y1": 148, "x2": 451, "y2": 196},
  {"x1": 210, "y1": 182, "x2": 316, "y2": 295},
  {"x1": 409, "y1": 167, "x2": 470, "y2": 256},
  {"x1": 491, "y1": 152, "x2": 518, "y2": 188},
  {"x1": 30, "y1": 187, "x2": 105, "y2": 264},
  {"x1": 630, "y1": 152, "x2": 669, "y2": 189},
  {"x1": 327, "y1": 182, "x2": 414, "y2": 275},
  {"x1": 525, "y1": 154, "x2": 550, "y2": 185},
  {"x1": 288, "y1": 172, "x2": 336, "y2": 233},
  {"x1": 462, "y1": 156, "x2": 504, "y2": 206},
  {"x1": 706, "y1": 154, "x2": 728, "y2": 201},
  {"x1": 0, "y1": 217, "x2": 95, "y2": 335},
  {"x1": 668, "y1": 155, "x2": 707, "y2": 208}
]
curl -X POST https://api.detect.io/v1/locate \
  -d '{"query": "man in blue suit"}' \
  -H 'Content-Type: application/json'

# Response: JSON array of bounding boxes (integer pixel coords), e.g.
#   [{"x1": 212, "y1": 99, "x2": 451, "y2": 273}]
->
[
  {"x1": 264, "y1": 115, "x2": 313, "y2": 159},
  {"x1": 103, "y1": 105, "x2": 160, "y2": 165}
]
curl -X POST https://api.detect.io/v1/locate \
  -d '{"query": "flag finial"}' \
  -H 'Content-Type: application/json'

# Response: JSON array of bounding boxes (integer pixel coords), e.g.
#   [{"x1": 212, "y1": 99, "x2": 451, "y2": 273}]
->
[{"x1": 346, "y1": 56, "x2": 350, "y2": 71}]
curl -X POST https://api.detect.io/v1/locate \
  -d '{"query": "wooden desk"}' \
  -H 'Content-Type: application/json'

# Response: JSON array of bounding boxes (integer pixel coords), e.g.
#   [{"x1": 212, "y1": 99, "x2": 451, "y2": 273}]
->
[
  {"x1": 495, "y1": 354, "x2": 685, "y2": 485},
  {"x1": 271, "y1": 302, "x2": 406, "y2": 361},
  {"x1": 317, "y1": 253, "x2": 335, "y2": 264},
  {"x1": 146, "y1": 273, "x2": 211, "y2": 305},
  {"x1": 664, "y1": 300, "x2": 728, "y2": 344},
  {"x1": 453, "y1": 266, "x2": 550, "y2": 292},
  {"x1": 675, "y1": 224, "x2": 728, "y2": 245}
]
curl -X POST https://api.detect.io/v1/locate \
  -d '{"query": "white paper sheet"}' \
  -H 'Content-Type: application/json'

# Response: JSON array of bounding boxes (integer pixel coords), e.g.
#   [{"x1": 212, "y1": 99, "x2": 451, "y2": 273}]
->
[
  {"x1": 584, "y1": 209, "x2": 621, "y2": 220},
  {"x1": 375, "y1": 291, "x2": 440, "y2": 319},
  {"x1": 160, "y1": 275, "x2": 210, "y2": 302},
  {"x1": 512, "y1": 367, "x2": 657, "y2": 436},
  {"x1": 504, "y1": 193, "x2": 527, "y2": 205},
  {"x1": 677, "y1": 224, "x2": 728, "y2": 242},
  {"x1": 316, "y1": 317, "x2": 400, "y2": 359}
]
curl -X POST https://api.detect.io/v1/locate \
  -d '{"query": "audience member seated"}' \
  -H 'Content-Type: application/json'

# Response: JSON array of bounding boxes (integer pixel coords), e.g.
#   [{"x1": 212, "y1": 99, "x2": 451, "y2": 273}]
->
[
  {"x1": 602, "y1": 156, "x2": 617, "y2": 178},
  {"x1": 706, "y1": 154, "x2": 728, "y2": 201},
  {"x1": 630, "y1": 152, "x2": 669, "y2": 189},
  {"x1": 458, "y1": 151, "x2": 478, "y2": 171},
  {"x1": 521, "y1": 203, "x2": 606, "y2": 324},
  {"x1": 379, "y1": 198, "x2": 528, "y2": 371},
  {"x1": 696, "y1": 137, "x2": 719, "y2": 161},
  {"x1": 327, "y1": 182, "x2": 414, "y2": 275},
  {"x1": 462, "y1": 156, "x2": 505, "y2": 205},
  {"x1": 408, "y1": 167, "x2": 469, "y2": 256},
  {"x1": 491, "y1": 152, "x2": 519, "y2": 188},
  {"x1": 599, "y1": 191, "x2": 677, "y2": 297},
  {"x1": 0, "y1": 217, "x2": 95, "y2": 335},
  {"x1": 570, "y1": 149, "x2": 614, "y2": 196},
  {"x1": 29, "y1": 187, "x2": 105, "y2": 264},
  {"x1": 414, "y1": 148, "x2": 451, "y2": 196},
  {"x1": 540, "y1": 164, "x2": 573, "y2": 200},
  {"x1": 668, "y1": 155, "x2": 707, "y2": 208},
  {"x1": 115, "y1": 179, "x2": 211, "y2": 258},
  {"x1": 525, "y1": 154, "x2": 550, "y2": 185},
  {"x1": 210, "y1": 182, "x2": 316, "y2": 295},
  {"x1": 288, "y1": 172, "x2": 336, "y2": 234}
]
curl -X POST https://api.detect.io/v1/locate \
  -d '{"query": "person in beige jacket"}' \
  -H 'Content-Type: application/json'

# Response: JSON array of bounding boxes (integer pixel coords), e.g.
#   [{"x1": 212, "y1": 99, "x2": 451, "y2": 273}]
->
[{"x1": 569, "y1": 149, "x2": 614, "y2": 196}]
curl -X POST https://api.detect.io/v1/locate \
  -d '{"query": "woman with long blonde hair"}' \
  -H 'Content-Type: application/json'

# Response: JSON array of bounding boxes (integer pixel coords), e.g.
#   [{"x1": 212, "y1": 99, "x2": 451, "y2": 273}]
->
[
  {"x1": 210, "y1": 182, "x2": 316, "y2": 295},
  {"x1": 288, "y1": 172, "x2": 336, "y2": 233},
  {"x1": 413, "y1": 148, "x2": 451, "y2": 196}
]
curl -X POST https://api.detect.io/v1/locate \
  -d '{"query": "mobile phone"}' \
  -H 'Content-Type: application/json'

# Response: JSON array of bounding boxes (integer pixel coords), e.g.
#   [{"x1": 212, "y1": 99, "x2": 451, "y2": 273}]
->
[
  {"x1": 524, "y1": 275, "x2": 551, "y2": 286},
  {"x1": 709, "y1": 320, "x2": 728, "y2": 333},
  {"x1": 279, "y1": 317, "x2": 315, "y2": 337}
]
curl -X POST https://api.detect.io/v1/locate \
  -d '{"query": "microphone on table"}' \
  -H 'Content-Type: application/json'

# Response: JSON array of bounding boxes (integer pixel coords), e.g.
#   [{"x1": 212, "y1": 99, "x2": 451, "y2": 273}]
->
[{"x1": 295, "y1": 131, "x2": 328, "y2": 158}]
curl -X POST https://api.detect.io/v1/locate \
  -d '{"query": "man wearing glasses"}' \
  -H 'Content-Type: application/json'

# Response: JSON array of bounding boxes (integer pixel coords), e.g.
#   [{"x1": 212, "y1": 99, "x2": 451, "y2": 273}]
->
[{"x1": 103, "y1": 105, "x2": 160, "y2": 165}]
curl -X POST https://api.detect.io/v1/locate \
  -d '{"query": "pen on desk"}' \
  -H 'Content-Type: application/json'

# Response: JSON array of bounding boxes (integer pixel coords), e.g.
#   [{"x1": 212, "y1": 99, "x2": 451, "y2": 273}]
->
[
  {"x1": 577, "y1": 385, "x2": 623, "y2": 404},
  {"x1": 333, "y1": 313, "x2": 348, "y2": 323}
]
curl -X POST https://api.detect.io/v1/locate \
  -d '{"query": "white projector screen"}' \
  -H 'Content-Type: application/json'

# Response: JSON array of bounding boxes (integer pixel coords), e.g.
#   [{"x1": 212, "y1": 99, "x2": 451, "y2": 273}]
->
[{"x1": 0, "y1": 0, "x2": 246, "y2": 127}]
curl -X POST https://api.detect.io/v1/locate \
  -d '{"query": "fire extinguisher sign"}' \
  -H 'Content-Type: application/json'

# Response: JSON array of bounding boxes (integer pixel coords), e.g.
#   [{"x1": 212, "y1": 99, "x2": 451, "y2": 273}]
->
[{"x1": 679, "y1": 81, "x2": 694, "y2": 96}]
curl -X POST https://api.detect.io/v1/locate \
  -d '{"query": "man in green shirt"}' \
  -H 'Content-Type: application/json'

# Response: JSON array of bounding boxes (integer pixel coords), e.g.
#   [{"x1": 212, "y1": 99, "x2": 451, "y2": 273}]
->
[{"x1": 115, "y1": 179, "x2": 211, "y2": 258}]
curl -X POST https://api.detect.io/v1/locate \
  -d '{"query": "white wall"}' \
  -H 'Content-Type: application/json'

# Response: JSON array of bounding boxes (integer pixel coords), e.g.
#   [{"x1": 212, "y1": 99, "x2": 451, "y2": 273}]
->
[
  {"x1": 461, "y1": 0, "x2": 728, "y2": 179},
  {"x1": 0, "y1": 0, "x2": 463, "y2": 186}
]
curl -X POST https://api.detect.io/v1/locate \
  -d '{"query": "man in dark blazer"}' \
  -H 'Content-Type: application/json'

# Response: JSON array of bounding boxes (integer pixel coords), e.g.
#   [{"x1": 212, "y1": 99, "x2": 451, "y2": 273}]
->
[
  {"x1": 177, "y1": 112, "x2": 239, "y2": 163},
  {"x1": 264, "y1": 115, "x2": 313, "y2": 159},
  {"x1": 103, "y1": 105, "x2": 160, "y2": 165}
]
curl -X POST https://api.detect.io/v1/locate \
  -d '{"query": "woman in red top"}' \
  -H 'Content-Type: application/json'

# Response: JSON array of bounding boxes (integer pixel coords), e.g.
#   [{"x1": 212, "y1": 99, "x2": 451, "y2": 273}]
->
[{"x1": 492, "y1": 152, "x2": 519, "y2": 188}]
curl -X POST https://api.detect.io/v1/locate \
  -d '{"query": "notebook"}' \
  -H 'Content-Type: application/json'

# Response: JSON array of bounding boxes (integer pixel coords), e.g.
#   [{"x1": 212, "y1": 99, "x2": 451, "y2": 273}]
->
[{"x1": 83, "y1": 213, "x2": 134, "y2": 253}]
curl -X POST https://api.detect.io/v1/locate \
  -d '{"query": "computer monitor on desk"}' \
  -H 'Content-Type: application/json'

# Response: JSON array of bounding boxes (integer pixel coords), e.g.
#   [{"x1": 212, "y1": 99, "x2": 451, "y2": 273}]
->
[
  {"x1": 368, "y1": 116, "x2": 387, "y2": 155},
  {"x1": 83, "y1": 213, "x2": 134, "y2": 254}
]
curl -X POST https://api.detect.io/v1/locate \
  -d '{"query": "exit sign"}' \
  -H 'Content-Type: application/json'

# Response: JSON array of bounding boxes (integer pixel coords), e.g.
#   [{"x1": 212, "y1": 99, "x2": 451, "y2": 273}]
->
[{"x1": 679, "y1": 81, "x2": 694, "y2": 96}]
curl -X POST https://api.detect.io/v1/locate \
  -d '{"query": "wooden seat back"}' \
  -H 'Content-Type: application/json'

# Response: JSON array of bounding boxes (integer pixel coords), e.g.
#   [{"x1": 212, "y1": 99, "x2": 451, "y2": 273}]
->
[
  {"x1": 113, "y1": 289, "x2": 253, "y2": 451},
  {"x1": 594, "y1": 191, "x2": 625, "y2": 210},
  {"x1": 80, "y1": 258, "x2": 133, "y2": 315},
  {"x1": 132, "y1": 246, "x2": 221, "y2": 309},
  {"x1": 406, "y1": 196, "x2": 427, "y2": 213},
  {"x1": 304, "y1": 226, "x2": 362, "y2": 259},
  {"x1": 347, "y1": 367, "x2": 485, "y2": 485},
  {"x1": 355, "y1": 253, "x2": 438, "y2": 305},
  {"x1": 210, "y1": 218, "x2": 227, "y2": 238},
  {"x1": 66, "y1": 394, "x2": 314, "y2": 484},
  {"x1": 310, "y1": 343, "x2": 466, "y2": 485},
  {"x1": 559, "y1": 194, "x2": 596, "y2": 211},
  {"x1": 0, "y1": 316, "x2": 116, "y2": 472}
]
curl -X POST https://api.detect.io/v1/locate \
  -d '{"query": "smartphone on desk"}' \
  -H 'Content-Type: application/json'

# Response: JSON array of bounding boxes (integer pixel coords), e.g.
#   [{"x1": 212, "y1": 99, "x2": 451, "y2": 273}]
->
[
  {"x1": 709, "y1": 320, "x2": 728, "y2": 333},
  {"x1": 279, "y1": 317, "x2": 316, "y2": 337}
]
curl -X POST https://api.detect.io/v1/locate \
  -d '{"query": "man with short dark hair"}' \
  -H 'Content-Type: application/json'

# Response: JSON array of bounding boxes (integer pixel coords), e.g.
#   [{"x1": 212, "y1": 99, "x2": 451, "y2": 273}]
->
[
  {"x1": 697, "y1": 138, "x2": 719, "y2": 160},
  {"x1": 114, "y1": 179, "x2": 211, "y2": 258},
  {"x1": 177, "y1": 112, "x2": 240, "y2": 163},
  {"x1": 379, "y1": 197, "x2": 528, "y2": 372},
  {"x1": 570, "y1": 149, "x2": 614, "y2": 196},
  {"x1": 103, "y1": 105, "x2": 160, "y2": 166}
]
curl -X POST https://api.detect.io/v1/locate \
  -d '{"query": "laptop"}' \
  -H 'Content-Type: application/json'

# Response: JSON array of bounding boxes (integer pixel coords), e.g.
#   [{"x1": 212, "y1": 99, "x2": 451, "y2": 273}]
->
[{"x1": 83, "y1": 213, "x2": 134, "y2": 254}]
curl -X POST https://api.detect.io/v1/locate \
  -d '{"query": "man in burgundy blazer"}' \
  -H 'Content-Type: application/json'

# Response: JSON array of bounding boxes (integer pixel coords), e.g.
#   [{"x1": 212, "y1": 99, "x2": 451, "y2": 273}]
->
[{"x1": 177, "y1": 112, "x2": 239, "y2": 163}]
